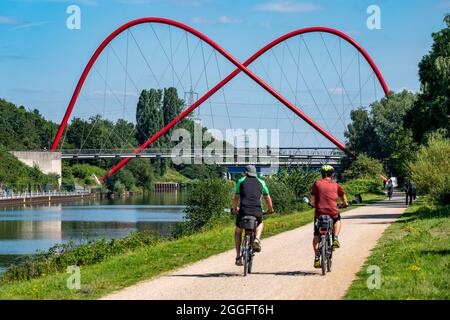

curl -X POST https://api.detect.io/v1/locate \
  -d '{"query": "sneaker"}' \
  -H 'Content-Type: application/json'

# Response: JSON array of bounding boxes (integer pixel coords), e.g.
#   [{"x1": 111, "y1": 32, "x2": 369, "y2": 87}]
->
[
  {"x1": 333, "y1": 238, "x2": 341, "y2": 249},
  {"x1": 235, "y1": 256, "x2": 243, "y2": 266},
  {"x1": 314, "y1": 256, "x2": 321, "y2": 268},
  {"x1": 253, "y1": 238, "x2": 262, "y2": 252}
]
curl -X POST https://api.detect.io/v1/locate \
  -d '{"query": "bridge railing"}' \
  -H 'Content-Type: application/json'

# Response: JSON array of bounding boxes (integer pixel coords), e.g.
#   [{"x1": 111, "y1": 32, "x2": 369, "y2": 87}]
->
[
  {"x1": 0, "y1": 190, "x2": 91, "y2": 200},
  {"x1": 58, "y1": 147, "x2": 345, "y2": 156}
]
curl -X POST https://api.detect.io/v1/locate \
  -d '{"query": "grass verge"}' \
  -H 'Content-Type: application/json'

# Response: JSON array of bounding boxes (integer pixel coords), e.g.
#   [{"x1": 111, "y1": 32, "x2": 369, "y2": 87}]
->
[
  {"x1": 0, "y1": 193, "x2": 383, "y2": 300},
  {"x1": 345, "y1": 199, "x2": 450, "y2": 300}
]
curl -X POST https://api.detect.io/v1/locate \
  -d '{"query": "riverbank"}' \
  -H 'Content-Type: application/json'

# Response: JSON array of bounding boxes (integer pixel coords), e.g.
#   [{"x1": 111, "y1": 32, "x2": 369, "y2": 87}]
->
[
  {"x1": 345, "y1": 199, "x2": 450, "y2": 299},
  {"x1": 0, "y1": 193, "x2": 384, "y2": 299}
]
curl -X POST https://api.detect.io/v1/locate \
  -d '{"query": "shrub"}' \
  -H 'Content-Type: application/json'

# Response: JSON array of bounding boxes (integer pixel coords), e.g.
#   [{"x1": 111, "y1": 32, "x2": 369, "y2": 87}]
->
[
  {"x1": 274, "y1": 169, "x2": 320, "y2": 199},
  {"x1": 341, "y1": 177, "x2": 384, "y2": 198},
  {"x1": 266, "y1": 177, "x2": 298, "y2": 213},
  {"x1": 408, "y1": 133, "x2": 450, "y2": 204},
  {"x1": 342, "y1": 154, "x2": 385, "y2": 181},
  {"x1": 1, "y1": 231, "x2": 160, "y2": 282},
  {"x1": 176, "y1": 178, "x2": 234, "y2": 236}
]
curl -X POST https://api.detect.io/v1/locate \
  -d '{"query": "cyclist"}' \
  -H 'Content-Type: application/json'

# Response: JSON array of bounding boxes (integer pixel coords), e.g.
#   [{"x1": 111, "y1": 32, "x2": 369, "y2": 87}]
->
[
  {"x1": 386, "y1": 178, "x2": 394, "y2": 200},
  {"x1": 232, "y1": 165, "x2": 274, "y2": 266},
  {"x1": 310, "y1": 165, "x2": 348, "y2": 269}
]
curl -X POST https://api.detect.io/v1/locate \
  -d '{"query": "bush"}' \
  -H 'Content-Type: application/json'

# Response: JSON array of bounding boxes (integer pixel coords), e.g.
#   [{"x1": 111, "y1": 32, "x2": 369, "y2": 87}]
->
[
  {"x1": 1, "y1": 231, "x2": 160, "y2": 282},
  {"x1": 341, "y1": 177, "x2": 384, "y2": 198},
  {"x1": 266, "y1": 178, "x2": 298, "y2": 213},
  {"x1": 176, "y1": 178, "x2": 233, "y2": 236},
  {"x1": 408, "y1": 133, "x2": 450, "y2": 204},
  {"x1": 274, "y1": 169, "x2": 320, "y2": 199},
  {"x1": 342, "y1": 154, "x2": 385, "y2": 181}
]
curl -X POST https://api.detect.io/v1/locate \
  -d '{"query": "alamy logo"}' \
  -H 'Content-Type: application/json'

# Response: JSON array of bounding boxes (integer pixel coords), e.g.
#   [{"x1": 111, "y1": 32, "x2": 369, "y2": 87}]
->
[
  {"x1": 66, "y1": 5, "x2": 81, "y2": 30},
  {"x1": 366, "y1": 265, "x2": 381, "y2": 289},
  {"x1": 366, "y1": 5, "x2": 381, "y2": 30},
  {"x1": 66, "y1": 265, "x2": 81, "y2": 290}
]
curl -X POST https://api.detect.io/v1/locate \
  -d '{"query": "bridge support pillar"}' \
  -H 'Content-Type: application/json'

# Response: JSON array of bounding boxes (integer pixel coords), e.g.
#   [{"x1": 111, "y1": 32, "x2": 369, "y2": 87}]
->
[{"x1": 10, "y1": 151, "x2": 62, "y2": 186}]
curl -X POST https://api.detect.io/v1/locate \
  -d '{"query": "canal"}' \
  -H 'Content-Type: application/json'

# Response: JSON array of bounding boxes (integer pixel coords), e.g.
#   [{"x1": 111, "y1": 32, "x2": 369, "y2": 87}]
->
[{"x1": 0, "y1": 192, "x2": 188, "y2": 274}]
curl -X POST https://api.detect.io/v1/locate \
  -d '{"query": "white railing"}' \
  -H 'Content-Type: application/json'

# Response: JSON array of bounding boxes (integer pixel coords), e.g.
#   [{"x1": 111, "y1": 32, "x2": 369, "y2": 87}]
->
[{"x1": 0, "y1": 190, "x2": 91, "y2": 200}]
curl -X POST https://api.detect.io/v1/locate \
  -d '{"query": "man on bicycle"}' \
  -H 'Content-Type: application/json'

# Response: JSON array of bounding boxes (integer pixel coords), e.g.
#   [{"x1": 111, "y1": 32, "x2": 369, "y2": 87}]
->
[
  {"x1": 310, "y1": 165, "x2": 348, "y2": 269},
  {"x1": 232, "y1": 165, "x2": 274, "y2": 266}
]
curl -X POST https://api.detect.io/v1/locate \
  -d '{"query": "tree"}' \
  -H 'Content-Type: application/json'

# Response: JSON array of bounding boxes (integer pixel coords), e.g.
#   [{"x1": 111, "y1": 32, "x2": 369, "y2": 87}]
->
[
  {"x1": 162, "y1": 87, "x2": 184, "y2": 130},
  {"x1": 135, "y1": 89, "x2": 163, "y2": 146},
  {"x1": 136, "y1": 89, "x2": 165, "y2": 176},
  {"x1": 345, "y1": 108, "x2": 378, "y2": 156},
  {"x1": 342, "y1": 154, "x2": 385, "y2": 180},
  {"x1": 404, "y1": 14, "x2": 450, "y2": 142},
  {"x1": 345, "y1": 91, "x2": 418, "y2": 178}
]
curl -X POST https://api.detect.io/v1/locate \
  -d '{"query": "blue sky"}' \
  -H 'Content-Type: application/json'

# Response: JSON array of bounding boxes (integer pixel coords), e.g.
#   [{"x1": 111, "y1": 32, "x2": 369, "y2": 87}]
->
[{"x1": 0, "y1": 0, "x2": 449, "y2": 148}]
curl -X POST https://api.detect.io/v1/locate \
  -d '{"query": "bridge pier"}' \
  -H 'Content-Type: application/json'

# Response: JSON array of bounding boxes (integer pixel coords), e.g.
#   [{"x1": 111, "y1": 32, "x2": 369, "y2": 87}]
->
[{"x1": 10, "y1": 151, "x2": 62, "y2": 186}]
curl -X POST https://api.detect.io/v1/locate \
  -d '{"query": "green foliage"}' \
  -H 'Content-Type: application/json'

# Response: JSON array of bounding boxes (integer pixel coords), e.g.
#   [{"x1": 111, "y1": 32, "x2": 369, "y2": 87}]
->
[
  {"x1": 71, "y1": 164, "x2": 105, "y2": 182},
  {"x1": 0, "y1": 99, "x2": 57, "y2": 150},
  {"x1": 0, "y1": 145, "x2": 58, "y2": 192},
  {"x1": 177, "y1": 178, "x2": 234, "y2": 235},
  {"x1": 404, "y1": 14, "x2": 450, "y2": 142},
  {"x1": 157, "y1": 168, "x2": 190, "y2": 183},
  {"x1": 342, "y1": 154, "x2": 385, "y2": 180},
  {"x1": 266, "y1": 169, "x2": 320, "y2": 213},
  {"x1": 266, "y1": 178, "x2": 298, "y2": 213},
  {"x1": 408, "y1": 133, "x2": 450, "y2": 204},
  {"x1": 1, "y1": 231, "x2": 160, "y2": 282},
  {"x1": 341, "y1": 178, "x2": 384, "y2": 198},
  {"x1": 345, "y1": 91, "x2": 418, "y2": 178}
]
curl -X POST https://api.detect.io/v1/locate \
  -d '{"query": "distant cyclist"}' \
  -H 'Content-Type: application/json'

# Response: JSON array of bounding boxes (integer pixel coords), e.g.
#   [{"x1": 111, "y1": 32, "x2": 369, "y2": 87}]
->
[
  {"x1": 310, "y1": 165, "x2": 348, "y2": 269},
  {"x1": 232, "y1": 165, "x2": 274, "y2": 266},
  {"x1": 386, "y1": 178, "x2": 394, "y2": 200}
]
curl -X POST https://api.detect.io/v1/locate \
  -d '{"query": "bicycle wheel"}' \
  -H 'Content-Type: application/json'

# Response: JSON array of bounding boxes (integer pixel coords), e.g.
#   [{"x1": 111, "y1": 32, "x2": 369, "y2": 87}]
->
[
  {"x1": 243, "y1": 238, "x2": 250, "y2": 276},
  {"x1": 247, "y1": 247, "x2": 253, "y2": 274},
  {"x1": 327, "y1": 235, "x2": 333, "y2": 272},
  {"x1": 321, "y1": 238, "x2": 326, "y2": 275}
]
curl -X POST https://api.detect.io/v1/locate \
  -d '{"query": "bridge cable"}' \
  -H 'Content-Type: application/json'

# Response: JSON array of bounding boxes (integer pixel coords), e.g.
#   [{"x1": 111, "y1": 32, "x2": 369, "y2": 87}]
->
[{"x1": 300, "y1": 36, "x2": 346, "y2": 130}]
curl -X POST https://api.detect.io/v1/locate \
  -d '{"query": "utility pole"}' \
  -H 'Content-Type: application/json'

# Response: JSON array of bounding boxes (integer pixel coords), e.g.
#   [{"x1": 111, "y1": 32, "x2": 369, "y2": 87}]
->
[{"x1": 184, "y1": 86, "x2": 199, "y2": 122}]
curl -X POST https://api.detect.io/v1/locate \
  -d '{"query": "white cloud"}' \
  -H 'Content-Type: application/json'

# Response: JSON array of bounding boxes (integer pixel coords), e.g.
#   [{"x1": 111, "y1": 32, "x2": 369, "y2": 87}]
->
[
  {"x1": 191, "y1": 17, "x2": 211, "y2": 24},
  {"x1": 11, "y1": 21, "x2": 51, "y2": 30},
  {"x1": 218, "y1": 16, "x2": 241, "y2": 24},
  {"x1": 0, "y1": 16, "x2": 18, "y2": 25},
  {"x1": 328, "y1": 87, "x2": 345, "y2": 95},
  {"x1": 191, "y1": 16, "x2": 241, "y2": 25},
  {"x1": 254, "y1": 1, "x2": 320, "y2": 13}
]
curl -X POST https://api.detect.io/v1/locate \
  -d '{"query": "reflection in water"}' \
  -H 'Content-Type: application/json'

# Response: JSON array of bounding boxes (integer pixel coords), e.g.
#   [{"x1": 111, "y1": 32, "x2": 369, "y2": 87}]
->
[{"x1": 0, "y1": 192, "x2": 187, "y2": 273}]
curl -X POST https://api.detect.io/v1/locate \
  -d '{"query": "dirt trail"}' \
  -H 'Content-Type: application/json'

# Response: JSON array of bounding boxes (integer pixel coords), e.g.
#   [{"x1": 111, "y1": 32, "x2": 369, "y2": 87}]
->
[{"x1": 103, "y1": 195, "x2": 407, "y2": 300}]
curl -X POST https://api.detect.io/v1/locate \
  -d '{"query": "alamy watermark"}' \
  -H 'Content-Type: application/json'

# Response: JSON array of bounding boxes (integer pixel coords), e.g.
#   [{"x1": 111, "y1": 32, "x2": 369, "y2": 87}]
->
[
  {"x1": 66, "y1": 265, "x2": 81, "y2": 290},
  {"x1": 170, "y1": 121, "x2": 280, "y2": 169},
  {"x1": 366, "y1": 265, "x2": 381, "y2": 289},
  {"x1": 66, "y1": 5, "x2": 81, "y2": 30},
  {"x1": 367, "y1": 5, "x2": 381, "y2": 30}
]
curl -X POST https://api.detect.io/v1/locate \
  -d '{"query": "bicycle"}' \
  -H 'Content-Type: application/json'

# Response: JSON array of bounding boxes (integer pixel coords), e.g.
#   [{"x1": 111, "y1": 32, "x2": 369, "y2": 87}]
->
[
  {"x1": 316, "y1": 215, "x2": 334, "y2": 275},
  {"x1": 315, "y1": 203, "x2": 347, "y2": 276},
  {"x1": 238, "y1": 212, "x2": 271, "y2": 276}
]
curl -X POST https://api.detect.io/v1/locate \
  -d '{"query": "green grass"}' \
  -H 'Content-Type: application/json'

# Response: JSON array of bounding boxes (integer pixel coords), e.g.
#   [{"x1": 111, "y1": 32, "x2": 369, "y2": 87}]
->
[
  {"x1": 156, "y1": 168, "x2": 190, "y2": 184},
  {"x1": 345, "y1": 199, "x2": 450, "y2": 300},
  {"x1": 0, "y1": 193, "x2": 384, "y2": 300}
]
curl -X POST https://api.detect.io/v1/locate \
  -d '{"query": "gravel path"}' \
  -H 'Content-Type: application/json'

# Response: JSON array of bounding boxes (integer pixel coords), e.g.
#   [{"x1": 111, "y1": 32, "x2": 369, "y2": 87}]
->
[{"x1": 103, "y1": 195, "x2": 407, "y2": 300}]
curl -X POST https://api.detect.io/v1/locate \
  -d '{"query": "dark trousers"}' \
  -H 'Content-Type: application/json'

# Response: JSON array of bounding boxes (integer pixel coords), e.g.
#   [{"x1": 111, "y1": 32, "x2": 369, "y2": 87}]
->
[{"x1": 406, "y1": 193, "x2": 413, "y2": 205}]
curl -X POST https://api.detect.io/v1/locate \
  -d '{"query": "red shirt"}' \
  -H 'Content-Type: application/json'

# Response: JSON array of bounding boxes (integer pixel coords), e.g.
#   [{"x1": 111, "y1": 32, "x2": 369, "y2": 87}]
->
[{"x1": 310, "y1": 178, "x2": 345, "y2": 218}]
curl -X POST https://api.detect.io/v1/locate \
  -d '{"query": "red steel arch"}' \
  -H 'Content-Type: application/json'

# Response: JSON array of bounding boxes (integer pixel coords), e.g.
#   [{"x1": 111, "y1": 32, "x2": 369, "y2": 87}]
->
[{"x1": 50, "y1": 17, "x2": 389, "y2": 181}]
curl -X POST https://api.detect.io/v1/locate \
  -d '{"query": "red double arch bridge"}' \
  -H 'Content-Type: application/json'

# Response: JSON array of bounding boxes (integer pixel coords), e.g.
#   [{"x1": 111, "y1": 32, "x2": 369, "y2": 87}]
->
[{"x1": 50, "y1": 17, "x2": 389, "y2": 183}]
